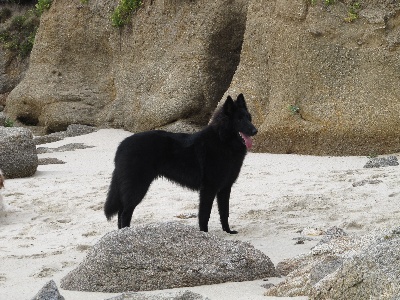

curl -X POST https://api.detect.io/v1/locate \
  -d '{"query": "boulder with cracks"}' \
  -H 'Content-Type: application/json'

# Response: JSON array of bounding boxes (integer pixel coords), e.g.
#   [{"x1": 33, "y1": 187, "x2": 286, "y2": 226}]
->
[{"x1": 61, "y1": 222, "x2": 277, "y2": 293}]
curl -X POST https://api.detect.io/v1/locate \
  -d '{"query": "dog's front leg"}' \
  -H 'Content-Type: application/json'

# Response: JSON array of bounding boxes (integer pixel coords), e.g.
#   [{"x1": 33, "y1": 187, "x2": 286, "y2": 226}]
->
[
  {"x1": 198, "y1": 187, "x2": 217, "y2": 232},
  {"x1": 217, "y1": 186, "x2": 238, "y2": 234}
]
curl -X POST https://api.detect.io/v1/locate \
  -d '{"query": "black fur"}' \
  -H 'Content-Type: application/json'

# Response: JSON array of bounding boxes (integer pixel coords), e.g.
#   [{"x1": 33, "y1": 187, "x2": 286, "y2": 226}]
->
[{"x1": 104, "y1": 94, "x2": 257, "y2": 233}]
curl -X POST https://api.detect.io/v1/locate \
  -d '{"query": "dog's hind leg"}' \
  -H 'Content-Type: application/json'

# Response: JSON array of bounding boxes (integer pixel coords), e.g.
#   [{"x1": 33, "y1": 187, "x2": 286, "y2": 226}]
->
[
  {"x1": 217, "y1": 186, "x2": 238, "y2": 234},
  {"x1": 198, "y1": 186, "x2": 217, "y2": 232},
  {"x1": 117, "y1": 210, "x2": 123, "y2": 229},
  {"x1": 119, "y1": 205, "x2": 135, "y2": 229},
  {"x1": 119, "y1": 179, "x2": 152, "y2": 228}
]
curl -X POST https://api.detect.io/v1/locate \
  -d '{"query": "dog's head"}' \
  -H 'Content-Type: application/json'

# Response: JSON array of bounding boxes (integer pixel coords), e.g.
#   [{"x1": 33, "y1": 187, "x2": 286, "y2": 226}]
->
[{"x1": 214, "y1": 94, "x2": 258, "y2": 149}]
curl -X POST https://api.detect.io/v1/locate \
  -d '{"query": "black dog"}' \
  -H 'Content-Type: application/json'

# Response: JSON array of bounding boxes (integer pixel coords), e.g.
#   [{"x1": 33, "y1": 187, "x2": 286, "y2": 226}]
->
[{"x1": 104, "y1": 94, "x2": 257, "y2": 233}]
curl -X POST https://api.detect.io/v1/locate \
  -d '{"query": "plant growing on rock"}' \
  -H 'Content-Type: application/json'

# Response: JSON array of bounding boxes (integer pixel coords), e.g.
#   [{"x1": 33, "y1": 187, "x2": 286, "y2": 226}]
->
[
  {"x1": 310, "y1": 0, "x2": 335, "y2": 5},
  {"x1": 4, "y1": 118, "x2": 14, "y2": 127},
  {"x1": 111, "y1": 0, "x2": 142, "y2": 28},
  {"x1": 0, "y1": 8, "x2": 12, "y2": 23},
  {"x1": 0, "y1": 9, "x2": 39, "y2": 58},
  {"x1": 36, "y1": 0, "x2": 53, "y2": 15},
  {"x1": 345, "y1": 2, "x2": 361, "y2": 23},
  {"x1": 289, "y1": 104, "x2": 300, "y2": 115}
]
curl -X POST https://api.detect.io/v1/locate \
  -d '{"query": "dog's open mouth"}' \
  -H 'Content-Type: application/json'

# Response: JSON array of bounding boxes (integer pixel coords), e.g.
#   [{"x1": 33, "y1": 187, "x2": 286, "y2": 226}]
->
[{"x1": 239, "y1": 132, "x2": 253, "y2": 149}]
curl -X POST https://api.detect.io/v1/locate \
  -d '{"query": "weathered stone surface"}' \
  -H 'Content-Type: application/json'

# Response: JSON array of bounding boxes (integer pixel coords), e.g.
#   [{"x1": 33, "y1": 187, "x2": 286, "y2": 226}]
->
[
  {"x1": 364, "y1": 155, "x2": 399, "y2": 168},
  {"x1": 37, "y1": 143, "x2": 94, "y2": 154},
  {"x1": 65, "y1": 124, "x2": 97, "y2": 137},
  {"x1": 106, "y1": 290, "x2": 209, "y2": 300},
  {"x1": 31, "y1": 280, "x2": 65, "y2": 300},
  {"x1": 38, "y1": 157, "x2": 65, "y2": 165},
  {"x1": 225, "y1": 0, "x2": 400, "y2": 155},
  {"x1": 61, "y1": 222, "x2": 276, "y2": 293},
  {"x1": 6, "y1": 0, "x2": 247, "y2": 133},
  {"x1": 34, "y1": 124, "x2": 98, "y2": 145},
  {"x1": 0, "y1": 112, "x2": 6, "y2": 126},
  {"x1": 6, "y1": 0, "x2": 400, "y2": 155},
  {"x1": 0, "y1": 127, "x2": 38, "y2": 178},
  {"x1": 265, "y1": 228, "x2": 400, "y2": 299}
]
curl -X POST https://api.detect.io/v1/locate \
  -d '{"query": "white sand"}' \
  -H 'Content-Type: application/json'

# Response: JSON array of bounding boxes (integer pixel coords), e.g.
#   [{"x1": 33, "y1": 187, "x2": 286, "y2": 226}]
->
[{"x1": 1, "y1": 128, "x2": 399, "y2": 300}]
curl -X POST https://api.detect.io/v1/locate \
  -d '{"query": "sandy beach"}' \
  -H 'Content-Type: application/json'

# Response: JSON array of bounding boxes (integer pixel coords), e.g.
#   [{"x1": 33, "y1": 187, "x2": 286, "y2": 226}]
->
[{"x1": 1, "y1": 128, "x2": 399, "y2": 300}]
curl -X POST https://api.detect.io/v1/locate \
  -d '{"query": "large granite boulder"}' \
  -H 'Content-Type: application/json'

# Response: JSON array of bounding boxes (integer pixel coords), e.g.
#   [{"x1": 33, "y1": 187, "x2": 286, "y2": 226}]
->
[
  {"x1": 6, "y1": 0, "x2": 247, "y2": 133},
  {"x1": 61, "y1": 222, "x2": 277, "y2": 292},
  {"x1": 0, "y1": 127, "x2": 38, "y2": 178},
  {"x1": 225, "y1": 0, "x2": 400, "y2": 155},
  {"x1": 265, "y1": 228, "x2": 400, "y2": 299}
]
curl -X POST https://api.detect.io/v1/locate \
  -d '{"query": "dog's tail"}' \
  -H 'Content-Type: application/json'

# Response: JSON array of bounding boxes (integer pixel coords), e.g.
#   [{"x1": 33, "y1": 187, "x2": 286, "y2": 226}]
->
[{"x1": 104, "y1": 171, "x2": 121, "y2": 220}]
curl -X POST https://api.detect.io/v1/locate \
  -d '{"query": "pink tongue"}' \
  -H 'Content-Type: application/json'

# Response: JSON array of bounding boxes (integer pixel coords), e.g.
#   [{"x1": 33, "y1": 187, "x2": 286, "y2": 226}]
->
[{"x1": 240, "y1": 132, "x2": 253, "y2": 149}]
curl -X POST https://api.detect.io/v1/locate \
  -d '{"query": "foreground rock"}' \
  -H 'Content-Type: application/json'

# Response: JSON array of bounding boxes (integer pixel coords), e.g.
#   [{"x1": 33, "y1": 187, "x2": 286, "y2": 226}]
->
[
  {"x1": 31, "y1": 280, "x2": 64, "y2": 300},
  {"x1": 0, "y1": 127, "x2": 38, "y2": 178},
  {"x1": 61, "y1": 222, "x2": 276, "y2": 292},
  {"x1": 265, "y1": 228, "x2": 400, "y2": 299},
  {"x1": 107, "y1": 290, "x2": 209, "y2": 300}
]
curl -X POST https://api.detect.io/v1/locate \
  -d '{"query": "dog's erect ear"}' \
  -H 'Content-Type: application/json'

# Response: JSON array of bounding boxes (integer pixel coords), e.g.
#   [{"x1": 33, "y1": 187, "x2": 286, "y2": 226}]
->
[
  {"x1": 223, "y1": 96, "x2": 235, "y2": 115},
  {"x1": 236, "y1": 93, "x2": 247, "y2": 109}
]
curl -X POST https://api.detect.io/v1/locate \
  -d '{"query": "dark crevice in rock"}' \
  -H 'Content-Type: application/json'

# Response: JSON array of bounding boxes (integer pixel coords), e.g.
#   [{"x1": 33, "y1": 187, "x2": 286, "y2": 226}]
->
[
  {"x1": 16, "y1": 115, "x2": 38, "y2": 126},
  {"x1": 206, "y1": 11, "x2": 246, "y2": 112}
]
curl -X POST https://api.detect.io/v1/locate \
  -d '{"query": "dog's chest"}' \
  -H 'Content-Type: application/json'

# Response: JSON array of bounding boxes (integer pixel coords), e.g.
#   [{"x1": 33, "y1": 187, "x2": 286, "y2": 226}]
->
[{"x1": 203, "y1": 148, "x2": 245, "y2": 184}]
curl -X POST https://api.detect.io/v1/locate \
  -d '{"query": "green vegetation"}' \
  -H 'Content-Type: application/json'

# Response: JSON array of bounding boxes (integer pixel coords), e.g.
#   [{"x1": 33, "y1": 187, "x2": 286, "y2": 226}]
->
[
  {"x1": 310, "y1": 0, "x2": 361, "y2": 9},
  {"x1": 35, "y1": 0, "x2": 53, "y2": 15},
  {"x1": 4, "y1": 118, "x2": 14, "y2": 127},
  {"x1": 111, "y1": 0, "x2": 142, "y2": 28},
  {"x1": 345, "y1": 2, "x2": 361, "y2": 22},
  {"x1": 289, "y1": 105, "x2": 300, "y2": 115},
  {"x1": 367, "y1": 153, "x2": 378, "y2": 158},
  {"x1": 309, "y1": 0, "x2": 362, "y2": 23},
  {"x1": 0, "y1": 0, "x2": 53, "y2": 59},
  {"x1": 310, "y1": 0, "x2": 334, "y2": 5},
  {"x1": 0, "y1": 10, "x2": 39, "y2": 58},
  {"x1": 324, "y1": 0, "x2": 335, "y2": 5},
  {"x1": 0, "y1": 8, "x2": 12, "y2": 23}
]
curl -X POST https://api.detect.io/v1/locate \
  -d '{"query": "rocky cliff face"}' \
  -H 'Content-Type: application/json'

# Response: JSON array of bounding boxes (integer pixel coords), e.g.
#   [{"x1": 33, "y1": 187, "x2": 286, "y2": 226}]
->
[
  {"x1": 5, "y1": 0, "x2": 400, "y2": 155},
  {"x1": 226, "y1": 0, "x2": 400, "y2": 155},
  {"x1": 0, "y1": 4, "x2": 35, "y2": 109},
  {"x1": 6, "y1": 0, "x2": 247, "y2": 132}
]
